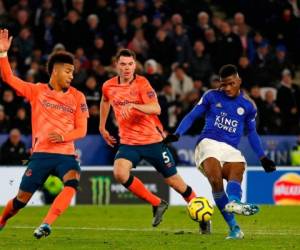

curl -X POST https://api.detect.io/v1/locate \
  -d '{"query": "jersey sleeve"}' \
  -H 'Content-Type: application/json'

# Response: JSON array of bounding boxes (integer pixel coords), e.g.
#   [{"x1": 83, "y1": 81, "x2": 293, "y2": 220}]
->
[
  {"x1": 76, "y1": 91, "x2": 89, "y2": 119},
  {"x1": 62, "y1": 92, "x2": 89, "y2": 142},
  {"x1": 140, "y1": 79, "x2": 158, "y2": 104},
  {"x1": 245, "y1": 104, "x2": 265, "y2": 158},
  {"x1": 197, "y1": 90, "x2": 211, "y2": 108},
  {"x1": 175, "y1": 91, "x2": 211, "y2": 135},
  {"x1": 245, "y1": 105, "x2": 257, "y2": 132},
  {"x1": 102, "y1": 82, "x2": 110, "y2": 101},
  {"x1": 0, "y1": 57, "x2": 36, "y2": 101}
]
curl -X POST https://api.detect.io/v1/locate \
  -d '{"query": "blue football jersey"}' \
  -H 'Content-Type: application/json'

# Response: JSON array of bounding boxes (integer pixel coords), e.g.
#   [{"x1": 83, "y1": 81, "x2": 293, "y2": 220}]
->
[{"x1": 175, "y1": 89, "x2": 265, "y2": 158}]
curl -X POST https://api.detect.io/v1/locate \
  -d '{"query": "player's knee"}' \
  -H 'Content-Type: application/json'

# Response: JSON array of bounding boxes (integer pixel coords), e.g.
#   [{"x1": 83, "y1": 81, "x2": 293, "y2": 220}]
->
[
  {"x1": 64, "y1": 179, "x2": 79, "y2": 191},
  {"x1": 113, "y1": 169, "x2": 129, "y2": 183},
  {"x1": 13, "y1": 197, "x2": 27, "y2": 210}
]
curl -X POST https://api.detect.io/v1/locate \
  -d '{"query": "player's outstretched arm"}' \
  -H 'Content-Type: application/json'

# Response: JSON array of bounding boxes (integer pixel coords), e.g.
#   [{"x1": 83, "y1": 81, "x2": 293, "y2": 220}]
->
[
  {"x1": 162, "y1": 103, "x2": 206, "y2": 144},
  {"x1": 173, "y1": 91, "x2": 210, "y2": 138},
  {"x1": 0, "y1": 29, "x2": 12, "y2": 54},
  {"x1": 174, "y1": 103, "x2": 206, "y2": 136},
  {"x1": 99, "y1": 95, "x2": 116, "y2": 147},
  {"x1": 0, "y1": 29, "x2": 35, "y2": 100}
]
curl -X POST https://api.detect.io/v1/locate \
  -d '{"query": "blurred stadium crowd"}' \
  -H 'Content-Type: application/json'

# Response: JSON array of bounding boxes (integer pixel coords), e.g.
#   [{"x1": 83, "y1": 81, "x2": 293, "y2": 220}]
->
[{"x1": 0, "y1": 0, "x2": 300, "y2": 163}]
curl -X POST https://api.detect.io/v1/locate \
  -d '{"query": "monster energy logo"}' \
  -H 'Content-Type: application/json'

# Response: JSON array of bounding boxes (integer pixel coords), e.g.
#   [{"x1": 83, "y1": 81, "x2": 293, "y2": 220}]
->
[{"x1": 90, "y1": 176, "x2": 111, "y2": 205}]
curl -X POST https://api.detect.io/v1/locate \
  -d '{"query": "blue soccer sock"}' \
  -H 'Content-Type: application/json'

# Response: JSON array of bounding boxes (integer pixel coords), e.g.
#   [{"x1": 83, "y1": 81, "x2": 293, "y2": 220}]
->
[
  {"x1": 213, "y1": 191, "x2": 237, "y2": 229},
  {"x1": 226, "y1": 180, "x2": 242, "y2": 202}
]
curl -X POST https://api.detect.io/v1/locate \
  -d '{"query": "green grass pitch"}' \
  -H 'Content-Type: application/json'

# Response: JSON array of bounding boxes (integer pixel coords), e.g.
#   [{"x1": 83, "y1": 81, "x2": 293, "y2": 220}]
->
[{"x1": 0, "y1": 205, "x2": 299, "y2": 249}]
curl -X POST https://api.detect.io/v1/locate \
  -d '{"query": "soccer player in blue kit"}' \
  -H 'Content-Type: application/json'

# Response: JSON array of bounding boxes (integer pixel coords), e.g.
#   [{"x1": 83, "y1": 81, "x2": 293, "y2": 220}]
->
[{"x1": 164, "y1": 64, "x2": 276, "y2": 239}]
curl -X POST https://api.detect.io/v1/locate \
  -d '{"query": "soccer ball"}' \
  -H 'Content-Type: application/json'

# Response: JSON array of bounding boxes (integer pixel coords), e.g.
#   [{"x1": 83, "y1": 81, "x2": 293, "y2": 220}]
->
[{"x1": 187, "y1": 197, "x2": 214, "y2": 222}]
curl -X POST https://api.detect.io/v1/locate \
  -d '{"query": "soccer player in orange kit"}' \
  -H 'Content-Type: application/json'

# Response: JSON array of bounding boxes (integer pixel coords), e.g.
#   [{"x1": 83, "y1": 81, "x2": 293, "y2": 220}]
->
[
  {"x1": 99, "y1": 49, "x2": 210, "y2": 232},
  {"x1": 0, "y1": 29, "x2": 89, "y2": 239}
]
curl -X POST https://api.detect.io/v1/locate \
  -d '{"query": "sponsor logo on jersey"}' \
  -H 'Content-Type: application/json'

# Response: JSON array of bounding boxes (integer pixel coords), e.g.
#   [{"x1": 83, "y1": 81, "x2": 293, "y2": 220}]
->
[
  {"x1": 112, "y1": 100, "x2": 141, "y2": 106},
  {"x1": 214, "y1": 112, "x2": 238, "y2": 133},
  {"x1": 42, "y1": 100, "x2": 74, "y2": 113}
]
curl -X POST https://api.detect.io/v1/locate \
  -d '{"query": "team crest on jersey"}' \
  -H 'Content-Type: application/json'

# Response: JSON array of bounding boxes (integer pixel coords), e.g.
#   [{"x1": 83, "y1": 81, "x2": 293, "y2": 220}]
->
[
  {"x1": 215, "y1": 102, "x2": 222, "y2": 108},
  {"x1": 237, "y1": 107, "x2": 245, "y2": 115},
  {"x1": 130, "y1": 90, "x2": 138, "y2": 96},
  {"x1": 25, "y1": 169, "x2": 32, "y2": 177}
]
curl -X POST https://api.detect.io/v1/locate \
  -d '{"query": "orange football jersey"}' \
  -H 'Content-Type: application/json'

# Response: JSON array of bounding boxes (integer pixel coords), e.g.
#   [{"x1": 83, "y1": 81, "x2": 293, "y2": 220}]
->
[
  {"x1": 102, "y1": 75, "x2": 163, "y2": 145},
  {"x1": 0, "y1": 57, "x2": 89, "y2": 155}
]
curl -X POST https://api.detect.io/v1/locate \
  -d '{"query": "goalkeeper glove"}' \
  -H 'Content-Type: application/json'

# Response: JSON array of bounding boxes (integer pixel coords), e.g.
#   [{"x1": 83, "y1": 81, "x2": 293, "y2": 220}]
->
[
  {"x1": 260, "y1": 157, "x2": 276, "y2": 173},
  {"x1": 163, "y1": 134, "x2": 180, "y2": 144}
]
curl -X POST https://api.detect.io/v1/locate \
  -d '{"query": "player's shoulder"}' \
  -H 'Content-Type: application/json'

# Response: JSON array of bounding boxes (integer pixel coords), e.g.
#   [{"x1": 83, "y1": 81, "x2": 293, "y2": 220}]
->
[
  {"x1": 33, "y1": 83, "x2": 52, "y2": 92},
  {"x1": 241, "y1": 91, "x2": 257, "y2": 110},
  {"x1": 197, "y1": 89, "x2": 219, "y2": 105},
  {"x1": 103, "y1": 76, "x2": 119, "y2": 88},
  {"x1": 35, "y1": 82, "x2": 48, "y2": 89},
  {"x1": 68, "y1": 86, "x2": 86, "y2": 99},
  {"x1": 135, "y1": 74, "x2": 150, "y2": 85},
  {"x1": 135, "y1": 74, "x2": 148, "y2": 82},
  {"x1": 202, "y1": 89, "x2": 220, "y2": 99}
]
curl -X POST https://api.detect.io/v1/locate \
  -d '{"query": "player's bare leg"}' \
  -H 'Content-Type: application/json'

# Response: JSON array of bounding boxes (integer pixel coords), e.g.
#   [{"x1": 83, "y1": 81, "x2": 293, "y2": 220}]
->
[
  {"x1": 0, "y1": 190, "x2": 31, "y2": 231},
  {"x1": 164, "y1": 174, "x2": 197, "y2": 202},
  {"x1": 164, "y1": 174, "x2": 211, "y2": 233},
  {"x1": 114, "y1": 159, "x2": 166, "y2": 227}
]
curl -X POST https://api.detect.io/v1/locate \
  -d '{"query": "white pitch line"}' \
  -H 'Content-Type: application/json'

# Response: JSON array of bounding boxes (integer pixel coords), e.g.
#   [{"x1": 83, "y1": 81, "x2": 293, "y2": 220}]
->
[{"x1": 11, "y1": 226, "x2": 300, "y2": 236}]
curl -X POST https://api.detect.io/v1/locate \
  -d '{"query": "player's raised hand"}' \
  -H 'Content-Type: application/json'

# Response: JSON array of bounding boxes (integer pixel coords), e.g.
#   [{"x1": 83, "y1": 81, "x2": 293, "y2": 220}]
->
[
  {"x1": 100, "y1": 128, "x2": 117, "y2": 147},
  {"x1": 0, "y1": 29, "x2": 13, "y2": 52},
  {"x1": 48, "y1": 131, "x2": 64, "y2": 143},
  {"x1": 260, "y1": 157, "x2": 276, "y2": 173}
]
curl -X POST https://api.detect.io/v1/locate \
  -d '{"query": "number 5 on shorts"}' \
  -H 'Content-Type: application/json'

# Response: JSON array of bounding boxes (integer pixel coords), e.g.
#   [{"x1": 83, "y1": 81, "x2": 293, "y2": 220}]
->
[{"x1": 162, "y1": 151, "x2": 170, "y2": 164}]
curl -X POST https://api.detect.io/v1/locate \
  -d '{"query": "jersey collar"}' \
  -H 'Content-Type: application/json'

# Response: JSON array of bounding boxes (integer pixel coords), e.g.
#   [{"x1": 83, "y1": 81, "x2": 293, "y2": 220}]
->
[
  {"x1": 48, "y1": 83, "x2": 68, "y2": 93},
  {"x1": 118, "y1": 74, "x2": 136, "y2": 85}
]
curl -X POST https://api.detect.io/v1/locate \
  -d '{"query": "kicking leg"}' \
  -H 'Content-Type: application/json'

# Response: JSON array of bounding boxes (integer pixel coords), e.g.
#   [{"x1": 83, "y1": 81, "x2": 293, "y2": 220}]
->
[
  {"x1": 223, "y1": 163, "x2": 259, "y2": 216},
  {"x1": 203, "y1": 158, "x2": 243, "y2": 238},
  {"x1": 34, "y1": 170, "x2": 79, "y2": 239},
  {"x1": 0, "y1": 190, "x2": 31, "y2": 230}
]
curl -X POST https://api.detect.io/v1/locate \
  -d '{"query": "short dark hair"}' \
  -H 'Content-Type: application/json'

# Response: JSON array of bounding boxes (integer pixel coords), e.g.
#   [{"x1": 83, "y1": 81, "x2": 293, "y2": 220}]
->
[
  {"x1": 47, "y1": 51, "x2": 74, "y2": 75},
  {"x1": 219, "y1": 64, "x2": 238, "y2": 79},
  {"x1": 115, "y1": 49, "x2": 136, "y2": 61}
]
